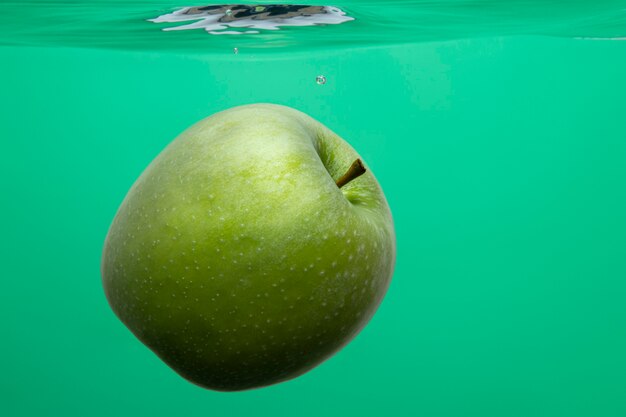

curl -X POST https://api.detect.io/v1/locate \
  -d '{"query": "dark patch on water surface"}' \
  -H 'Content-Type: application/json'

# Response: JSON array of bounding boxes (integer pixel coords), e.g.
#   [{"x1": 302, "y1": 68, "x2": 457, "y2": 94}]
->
[
  {"x1": 185, "y1": 4, "x2": 328, "y2": 22},
  {"x1": 149, "y1": 4, "x2": 353, "y2": 35}
]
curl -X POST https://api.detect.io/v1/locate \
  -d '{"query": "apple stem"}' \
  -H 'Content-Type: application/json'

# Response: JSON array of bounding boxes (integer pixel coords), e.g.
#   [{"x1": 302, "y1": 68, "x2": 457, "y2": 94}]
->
[{"x1": 335, "y1": 158, "x2": 366, "y2": 188}]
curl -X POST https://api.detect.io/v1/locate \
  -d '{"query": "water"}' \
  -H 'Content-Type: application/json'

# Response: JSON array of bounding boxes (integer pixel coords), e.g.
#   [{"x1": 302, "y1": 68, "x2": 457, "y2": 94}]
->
[
  {"x1": 2, "y1": 1, "x2": 626, "y2": 416},
  {"x1": 3, "y1": 1, "x2": 626, "y2": 52}
]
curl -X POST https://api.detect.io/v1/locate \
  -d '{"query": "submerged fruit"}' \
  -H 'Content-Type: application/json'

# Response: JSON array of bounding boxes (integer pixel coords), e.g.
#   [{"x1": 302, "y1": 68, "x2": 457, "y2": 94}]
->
[{"x1": 102, "y1": 103, "x2": 395, "y2": 391}]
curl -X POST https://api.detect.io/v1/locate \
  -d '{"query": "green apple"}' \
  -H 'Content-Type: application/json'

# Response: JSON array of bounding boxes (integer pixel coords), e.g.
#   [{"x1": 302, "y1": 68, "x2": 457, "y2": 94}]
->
[{"x1": 102, "y1": 103, "x2": 396, "y2": 391}]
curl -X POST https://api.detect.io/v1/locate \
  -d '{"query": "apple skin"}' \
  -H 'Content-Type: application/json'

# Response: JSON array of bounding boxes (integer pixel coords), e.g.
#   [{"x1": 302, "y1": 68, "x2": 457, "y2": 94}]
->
[{"x1": 102, "y1": 103, "x2": 396, "y2": 391}]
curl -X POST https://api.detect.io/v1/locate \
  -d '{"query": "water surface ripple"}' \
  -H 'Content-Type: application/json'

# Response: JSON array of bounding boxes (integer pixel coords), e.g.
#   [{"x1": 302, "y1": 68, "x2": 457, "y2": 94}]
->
[{"x1": 2, "y1": 0, "x2": 626, "y2": 52}]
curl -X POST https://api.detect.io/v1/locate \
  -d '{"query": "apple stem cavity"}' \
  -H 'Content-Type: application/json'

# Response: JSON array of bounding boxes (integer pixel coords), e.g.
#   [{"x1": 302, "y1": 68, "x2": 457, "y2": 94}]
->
[{"x1": 336, "y1": 158, "x2": 366, "y2": 188}]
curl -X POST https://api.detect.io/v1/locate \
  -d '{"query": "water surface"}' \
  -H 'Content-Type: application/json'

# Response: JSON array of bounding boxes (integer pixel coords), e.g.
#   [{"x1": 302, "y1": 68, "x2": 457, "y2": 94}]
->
[{"x1": 2, "y1": 0, "x2": 626, "y2": 52}]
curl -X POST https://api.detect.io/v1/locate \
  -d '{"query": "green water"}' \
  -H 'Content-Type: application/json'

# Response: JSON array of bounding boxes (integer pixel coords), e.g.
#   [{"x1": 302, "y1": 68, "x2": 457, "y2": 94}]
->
[
  {"x1": 2, "y1": 1, "x2": 626, "y2": 416},
  {"x1": 3, "y1": 0, "x2": 626, "y2": 52}
]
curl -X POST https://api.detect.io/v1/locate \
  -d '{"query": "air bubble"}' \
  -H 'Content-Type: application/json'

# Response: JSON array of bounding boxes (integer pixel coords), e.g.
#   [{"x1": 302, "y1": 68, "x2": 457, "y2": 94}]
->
[{"x1": 316, "y1": 75, "x2": 327, "y2": 85}]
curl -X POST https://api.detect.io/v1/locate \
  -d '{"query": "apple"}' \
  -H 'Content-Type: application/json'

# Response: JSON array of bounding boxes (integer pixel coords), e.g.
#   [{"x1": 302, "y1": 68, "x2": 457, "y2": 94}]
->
[{"x1": 101, "y1": 103, "x2": 396, "y2": 391}]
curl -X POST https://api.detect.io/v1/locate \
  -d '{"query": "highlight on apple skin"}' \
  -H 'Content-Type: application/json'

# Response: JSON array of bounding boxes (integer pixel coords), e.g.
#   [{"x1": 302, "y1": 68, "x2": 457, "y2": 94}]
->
[{"x1": 101, "y1": 103, "x2": 396, "y2": 391}]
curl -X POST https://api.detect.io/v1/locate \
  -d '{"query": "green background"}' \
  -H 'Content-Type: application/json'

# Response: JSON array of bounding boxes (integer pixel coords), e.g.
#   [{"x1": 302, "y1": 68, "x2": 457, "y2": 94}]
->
[{"x1": 2, "y1": 34, "x2": 626, "y2": 416}]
